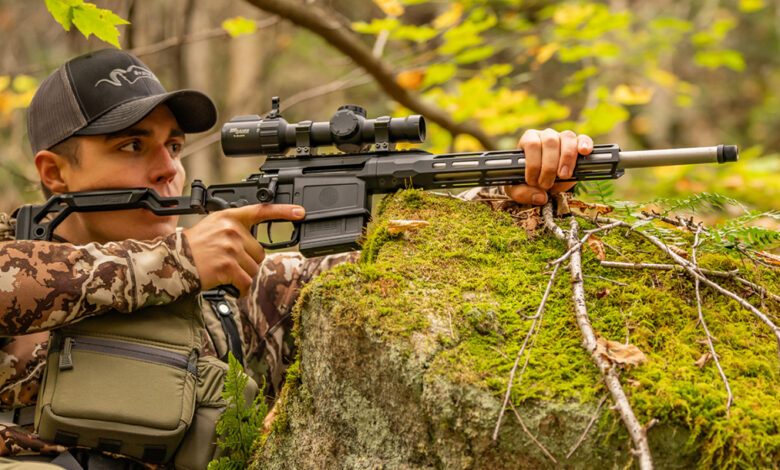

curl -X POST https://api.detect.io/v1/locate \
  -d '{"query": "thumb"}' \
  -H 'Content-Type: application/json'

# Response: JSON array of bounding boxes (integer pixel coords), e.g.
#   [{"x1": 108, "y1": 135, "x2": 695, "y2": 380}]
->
[
  {"x1": 504, "y1": 185, "x2": 548, "y2": 206},
  {"x1": 228, "y1": 203, "x2": 305, "y2": 229}
]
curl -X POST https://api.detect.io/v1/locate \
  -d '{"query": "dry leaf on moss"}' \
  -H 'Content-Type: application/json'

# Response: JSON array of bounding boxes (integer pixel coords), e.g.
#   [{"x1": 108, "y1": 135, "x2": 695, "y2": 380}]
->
[
  {"x1": 596, "y1": 288, "x2": 611, "y2": 299},
  {"x1": 587, "y1": 235, "x2": 607, "y2": 261},
  {"x1": 668, "y1": 244, "x2": 688, "y2": 259},
  {"x1": 569, "y1": 199, "x2": 614, "y2": 215},
  {"x1": 625, "y1": 378, "x2": 642, "y2": 388},
  {"x1": 593, "y1": 337, "x2": 648, "y2": 368},
  {"x1": 694, "y1": 352, "x2": 718, "y2": 369},
  {"x1": 754, "y1": 250, "x2": 780, "y2": 267},
  {"x1": 386, "y1": 220, "x2": 429, "y2": 234}
]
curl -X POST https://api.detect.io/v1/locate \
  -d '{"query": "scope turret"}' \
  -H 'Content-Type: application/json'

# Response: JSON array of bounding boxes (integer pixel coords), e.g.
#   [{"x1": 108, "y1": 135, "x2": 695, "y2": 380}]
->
[{"x1": 221, "y1": 97, "x2": 426, "y2": 157}]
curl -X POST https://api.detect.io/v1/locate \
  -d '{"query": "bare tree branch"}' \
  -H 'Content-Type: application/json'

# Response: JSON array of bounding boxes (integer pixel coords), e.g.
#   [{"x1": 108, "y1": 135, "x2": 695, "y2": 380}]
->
[
  {"x1": 242, "y1": 0, "x2": 498, "y2": 149},
  {"x1": 544, "y1": 204, "x2": 655, "y2": 470}
]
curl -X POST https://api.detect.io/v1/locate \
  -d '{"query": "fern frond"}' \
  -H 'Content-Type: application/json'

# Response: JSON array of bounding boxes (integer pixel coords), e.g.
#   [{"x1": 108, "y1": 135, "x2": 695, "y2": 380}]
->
[
  {"x1": 652, "y1": 192, "x2": 746, "y2": 216},
  {"x1": 579, "y1": 180, "x2": 617, "y2": 205},
  {"x1": 209, "y1": 352, "x2": 268, "y2": 470}
]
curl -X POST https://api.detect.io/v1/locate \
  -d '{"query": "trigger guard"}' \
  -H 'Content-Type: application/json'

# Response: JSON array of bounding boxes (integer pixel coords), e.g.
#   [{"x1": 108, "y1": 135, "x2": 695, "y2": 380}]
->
[{"x1": 258, "y1": 221, "x2": 301, "y2": 250}]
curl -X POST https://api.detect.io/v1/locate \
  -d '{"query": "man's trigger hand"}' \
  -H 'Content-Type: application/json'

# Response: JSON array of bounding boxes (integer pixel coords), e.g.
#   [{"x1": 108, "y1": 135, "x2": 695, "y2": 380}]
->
[{"x1": 182, "y1": 204, "x2": 305, "y2": 297}]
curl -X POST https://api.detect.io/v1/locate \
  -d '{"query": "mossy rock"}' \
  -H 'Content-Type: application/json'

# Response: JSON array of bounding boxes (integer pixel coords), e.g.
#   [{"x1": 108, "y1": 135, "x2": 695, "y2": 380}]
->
[{"x1": 254, "y1": 190, "x2": 780, "y2": 469}]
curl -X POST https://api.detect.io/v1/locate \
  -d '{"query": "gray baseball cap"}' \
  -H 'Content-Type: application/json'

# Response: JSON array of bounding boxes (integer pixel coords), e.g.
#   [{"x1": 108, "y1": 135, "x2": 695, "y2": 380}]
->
[{"x1": 27, "y1": 49, "x2": 217, "y2": 154}]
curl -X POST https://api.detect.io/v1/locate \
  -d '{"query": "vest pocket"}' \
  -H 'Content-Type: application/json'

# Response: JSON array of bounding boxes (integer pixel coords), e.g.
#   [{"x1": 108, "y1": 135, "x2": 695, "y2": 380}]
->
[
  {"x1": 35, "y1": 295, "x2": 204, "y2": 465},
  {"x1": 50, "y1": 335, "x2": 197, "y2": 430}
]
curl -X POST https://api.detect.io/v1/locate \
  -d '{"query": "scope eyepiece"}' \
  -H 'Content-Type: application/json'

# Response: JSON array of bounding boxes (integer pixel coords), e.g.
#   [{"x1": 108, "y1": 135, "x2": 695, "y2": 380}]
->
[{"x1": 221, "y1": 97, "x2": 426, "y2": 157}]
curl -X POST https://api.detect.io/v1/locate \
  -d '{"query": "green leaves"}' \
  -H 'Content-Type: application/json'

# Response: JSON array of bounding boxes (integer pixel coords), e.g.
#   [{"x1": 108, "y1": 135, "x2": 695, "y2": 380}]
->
[{"x1": 44, "y1": 0, "x2": 129, "y2": 48}]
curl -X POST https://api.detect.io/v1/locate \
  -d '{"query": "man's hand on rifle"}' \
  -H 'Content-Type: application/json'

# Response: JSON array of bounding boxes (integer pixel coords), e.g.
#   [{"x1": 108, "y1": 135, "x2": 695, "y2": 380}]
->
[
  {"x1": 183, "y1": 204, "x2": 305, "y2": 296},
  {"x1": 504, "y1": 129, "x2": 594, "y2": 205}
]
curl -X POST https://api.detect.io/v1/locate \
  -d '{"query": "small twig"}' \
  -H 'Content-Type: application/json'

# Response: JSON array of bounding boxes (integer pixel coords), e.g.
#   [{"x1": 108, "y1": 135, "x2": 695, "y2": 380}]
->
[
  {"x1": 567, "y1": 395, "x2": 608, "y2": 459},
  {"x1": 493, "y1": 264, "x2": 560, "y2": 442},
  {"x1": 489, "y1": 345, "x2": 509, "y2": 360},
  {"x1": 509, "y1": 402, "x2": 558, "y2": 464},
  {"x1": 602, "y1": 240, "x2": 630, "y2": 260},
  {"x1": 583, "y1": 275, "x2": 629, "y2": 287},
  {"x1": 619, "y1": 309, "x2": 633, "y2": 344},
  {"x1": 692, "y1": 226, "x2": 733, "y2": 415},
  {"x1": 600, "y1": 262, "x2": 779, "y2": 303}
]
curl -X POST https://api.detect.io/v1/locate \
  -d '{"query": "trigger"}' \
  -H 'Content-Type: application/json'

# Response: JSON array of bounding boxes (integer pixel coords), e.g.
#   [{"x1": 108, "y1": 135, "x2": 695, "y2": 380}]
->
[{"x1": 266, "y1": 222, "x2": 274, "y2": 244}]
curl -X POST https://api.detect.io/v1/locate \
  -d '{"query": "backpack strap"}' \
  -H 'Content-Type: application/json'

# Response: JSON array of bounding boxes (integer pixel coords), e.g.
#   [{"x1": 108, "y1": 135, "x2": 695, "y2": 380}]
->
[{"x1": 201, "y1": 289, "x2": 244, "y2": 366}]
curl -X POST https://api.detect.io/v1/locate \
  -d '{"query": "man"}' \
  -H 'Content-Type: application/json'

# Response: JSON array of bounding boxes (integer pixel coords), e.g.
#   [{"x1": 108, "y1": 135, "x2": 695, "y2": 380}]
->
[{"x1": 0, "y1": 48, "x2": 592, "y2": 467}]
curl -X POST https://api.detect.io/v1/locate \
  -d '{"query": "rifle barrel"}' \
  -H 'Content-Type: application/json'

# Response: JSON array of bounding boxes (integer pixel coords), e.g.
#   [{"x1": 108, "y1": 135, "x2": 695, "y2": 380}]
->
[{"x1": 617, "y1": 145, "x2": 738, "y2": 169}]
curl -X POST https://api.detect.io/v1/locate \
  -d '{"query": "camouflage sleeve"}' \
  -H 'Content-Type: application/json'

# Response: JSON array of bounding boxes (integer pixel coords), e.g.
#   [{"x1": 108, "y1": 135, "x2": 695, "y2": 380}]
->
[
  {"x1": 238, "y1": 251, "x2": 358, "y2": 395},
  {"x1": 456, "y1": 186, "x2": 507, "y2": 202},
  {"x1": 0, "y1": 232, "x2": 200, "y2": 336}
]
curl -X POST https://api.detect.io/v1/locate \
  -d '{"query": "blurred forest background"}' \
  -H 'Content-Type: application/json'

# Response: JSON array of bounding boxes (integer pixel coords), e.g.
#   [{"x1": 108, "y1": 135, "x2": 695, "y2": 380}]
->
[{"x1": 0, "y1": 0, "x2": 778, "y2": 221}]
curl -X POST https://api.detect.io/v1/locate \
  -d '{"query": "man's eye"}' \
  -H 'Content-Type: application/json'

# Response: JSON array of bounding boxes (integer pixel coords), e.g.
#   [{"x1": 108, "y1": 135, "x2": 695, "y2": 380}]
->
[
  {"x1": 167, "y1": 142, "x2": 183, "y2": 156},
  {"x1": 119, "y1": 141, "x2": 141, "y2": 152}
]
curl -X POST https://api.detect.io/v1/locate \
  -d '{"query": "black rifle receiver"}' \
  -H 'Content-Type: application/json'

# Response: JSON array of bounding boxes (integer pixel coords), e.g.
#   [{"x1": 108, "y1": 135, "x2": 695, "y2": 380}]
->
[{"x1": 15, "y1": 97, "x2": 739, "y2": 262}]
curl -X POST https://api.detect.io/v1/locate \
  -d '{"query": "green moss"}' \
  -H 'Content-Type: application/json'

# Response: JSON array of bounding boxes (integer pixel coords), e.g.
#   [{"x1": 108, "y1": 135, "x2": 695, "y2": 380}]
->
[{"x1": 298, "y1": 189, "x2": 780, "y2": 469}]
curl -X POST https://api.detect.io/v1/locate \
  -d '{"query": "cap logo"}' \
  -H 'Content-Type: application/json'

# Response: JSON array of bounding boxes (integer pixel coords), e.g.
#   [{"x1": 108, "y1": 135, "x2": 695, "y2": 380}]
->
[{"x1": 94, "y1": 65, "x2": 159, "y2": 88}]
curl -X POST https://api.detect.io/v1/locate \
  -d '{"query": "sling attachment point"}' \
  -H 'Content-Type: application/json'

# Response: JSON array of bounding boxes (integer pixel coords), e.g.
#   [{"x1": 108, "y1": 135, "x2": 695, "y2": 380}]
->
[{"x1": 202, "y1": 289, "x2": 244, "y2": 366}]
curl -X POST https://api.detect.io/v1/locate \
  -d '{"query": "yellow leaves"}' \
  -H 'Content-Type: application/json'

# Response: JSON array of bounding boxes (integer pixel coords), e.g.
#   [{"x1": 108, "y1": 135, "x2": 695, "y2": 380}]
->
[
  {"x1": 739, "y1": 0, "x2": 765, "y2": 12},
  {"x1": 397, "y1": 69, "x2": 425, "y2": 90},
  {"x1": 613, "y1": 84, "x2": 655, "y2": 105},
  {"x1": 433, "y1": 3, "x2": 463, "y2": 29},
  {"x1": 594, "y1": 337, "x2": 648, "y2": 368},
  {"x1": 222, "y1": 16, "x2": 257, "y2": 37},
  {"x1": 453, "y1": 134, "x2": 482, "y2": 152},
  {"x1": 0, "y1": 75, "x2": 37, "y2": 124},
  {"x1": 532, "y1": 43, "x2": 558, "y2": 70},
  {"x1": 386, "y1": 220, "x2": 429, "y2": 234},
  {"x1": 12, "y1": 75, "x2": 36, "y2": 93},
  {"x1": 587, "y1": 235, "x2": 607, "y2": 261},
  {"x1": 373, "y1": 0, "x2": 404, "y2": 17},
  {"x1": 553, "y1": 4, "x2": 597, "y2": 27}
]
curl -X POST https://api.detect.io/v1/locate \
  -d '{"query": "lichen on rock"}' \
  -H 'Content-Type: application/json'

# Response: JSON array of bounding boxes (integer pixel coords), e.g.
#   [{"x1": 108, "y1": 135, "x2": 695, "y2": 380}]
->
[{"x1": 254, "y1": 189, "x2": 780, "y2": 469}]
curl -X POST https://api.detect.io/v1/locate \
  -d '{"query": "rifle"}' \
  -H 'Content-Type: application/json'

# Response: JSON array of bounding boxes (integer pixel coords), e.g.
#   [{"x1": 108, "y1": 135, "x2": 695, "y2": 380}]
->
[{"x1": 16, "y1": 97, "x2": 739, "y2": 260}]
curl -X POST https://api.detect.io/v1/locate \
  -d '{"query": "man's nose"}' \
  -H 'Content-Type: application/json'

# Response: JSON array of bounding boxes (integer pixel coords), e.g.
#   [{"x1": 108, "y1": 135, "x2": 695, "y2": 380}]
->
[{"x1": 150, "y1": 144, "x2": 179, "y2": 184}]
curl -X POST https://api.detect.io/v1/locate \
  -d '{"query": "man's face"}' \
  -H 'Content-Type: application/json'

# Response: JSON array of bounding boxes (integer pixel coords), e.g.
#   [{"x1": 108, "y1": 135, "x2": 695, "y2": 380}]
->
[{"x1": 59, "y1": 105, "x2": 186, "y2": 243}]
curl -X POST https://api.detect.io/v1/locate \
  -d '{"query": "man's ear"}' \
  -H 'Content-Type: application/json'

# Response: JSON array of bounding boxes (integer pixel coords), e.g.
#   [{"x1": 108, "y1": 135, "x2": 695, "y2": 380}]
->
[{"x1": 35, "y1": 150, "x2": 70, "y2": 194}]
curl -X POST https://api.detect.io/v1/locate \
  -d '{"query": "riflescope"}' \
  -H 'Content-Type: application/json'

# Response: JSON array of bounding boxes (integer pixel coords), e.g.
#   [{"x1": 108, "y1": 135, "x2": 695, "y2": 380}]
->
[{"x1": 221, "y1": 97, "x2": 426, "y2": 156}]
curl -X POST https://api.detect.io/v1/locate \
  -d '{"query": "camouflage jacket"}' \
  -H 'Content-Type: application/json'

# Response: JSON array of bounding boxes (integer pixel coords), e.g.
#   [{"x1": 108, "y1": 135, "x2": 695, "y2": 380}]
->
[{"x1": 0, "y1": 186, "x2": 507, "y2": 458}]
